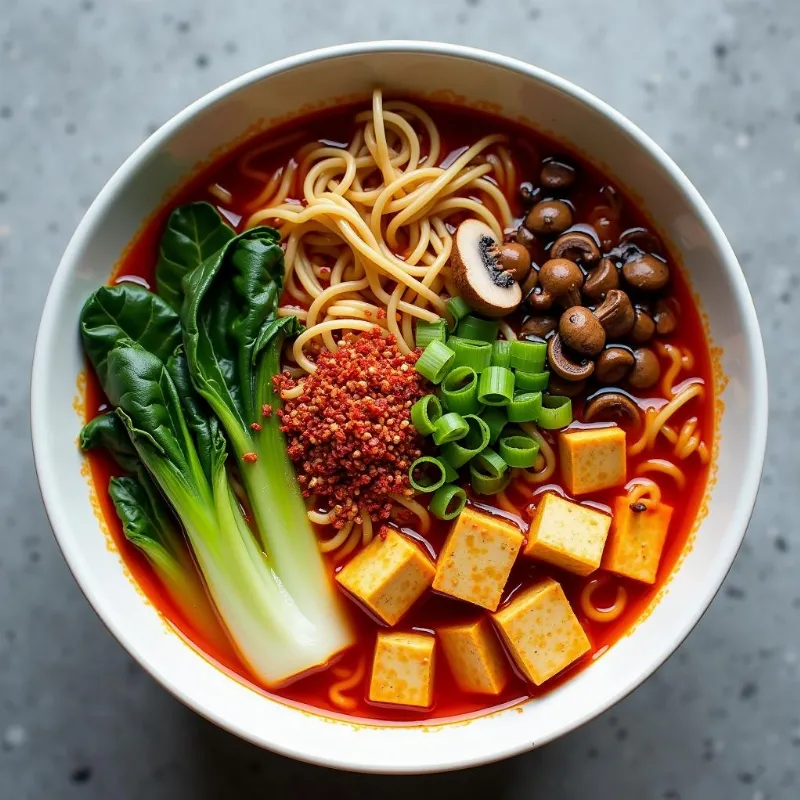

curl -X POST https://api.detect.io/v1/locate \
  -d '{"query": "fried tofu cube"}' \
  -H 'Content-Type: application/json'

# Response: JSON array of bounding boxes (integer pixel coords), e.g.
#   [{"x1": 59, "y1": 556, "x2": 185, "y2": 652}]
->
[
  {"x1": 524, "y1": 492, "x2": 612, "y2": 576},
  {"x1": 603, "y1": 496, "x2": 674, "y2": 584},
  {"x1": 433, "y1": 506, "x2": 524, "y2": 611},
  {"x1": 559, "y1": 426, "x2": 627, "y2": 496},
  {"x1": 369, "y1": 631, "x2": 435, "y2": 708},
  {"x1": 336, "y1": 529, "x2": 434, "y2": 625},
  {"x1": 438, "y1": 617, "x2": 511, "y2": 696},
  {"x1": 492, "y1": 577, "x2": 590, "y2": 685}
]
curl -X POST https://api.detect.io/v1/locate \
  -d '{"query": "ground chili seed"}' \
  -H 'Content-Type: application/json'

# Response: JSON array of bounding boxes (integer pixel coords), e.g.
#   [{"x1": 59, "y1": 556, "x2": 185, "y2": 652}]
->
[{"x1": 276, "y1": 328, "x2": 430, "y2": 529}]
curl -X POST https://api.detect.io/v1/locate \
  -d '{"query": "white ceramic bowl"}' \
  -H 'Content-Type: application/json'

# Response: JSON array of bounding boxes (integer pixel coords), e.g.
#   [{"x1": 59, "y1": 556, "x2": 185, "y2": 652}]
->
[{"x1": 31, "y1": 42, "x2": 767, "y2": 773}]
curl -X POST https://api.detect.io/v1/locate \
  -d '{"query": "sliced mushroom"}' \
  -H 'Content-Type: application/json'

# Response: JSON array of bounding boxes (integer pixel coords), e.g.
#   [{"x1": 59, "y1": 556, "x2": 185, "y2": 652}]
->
[
  {"x1": 622, "y1": 253, "x2": 670, "y2": 291},
  {"x1": 540, "y1": 160, "x2": 576, "y2": 190},
  {"x1": 630, "y1": 308, "x2": 655, "y2": 343},
  {"x1": 628, "y1": 347, "x2": 660, "y2": 389},
  {"x1": 594, "y1": 346, "x2": 635, "y2": 383},
  {"x1": 559, "y1": 306, "x2": 606, "y2": 356},
  {"x1": 548, "y1": 375, "x2": 588, "y2": 397},
  {"x1": 451, "y1": 220, "x2": 522, "y2": 318},
  {"x1": 547, "y1": 333, "x2": 594, "y2": 381},
  {"x1": 550, "y1": 231, "x2": 601, "y2": 264},
  {"x1": 593, "y1": 289, "x2": 635, "y2": 339},
  {"x1": 521, "y1": 315, "x2": 558, "y2": 338},
  {"x1": 525, "y1": 200, "x2": 573, "y2": 235},
  {"x1": 582, "y1": 257, "x2": 620, "y2": 303},
  {"x1": 584, "y1": 391, "x2": 641, "y2": 425},
  {"x1": 496, "y1": 242, "x2": 532, "y2": 282},
  {"x1": 654, "y1": 298, "x2": 678, "y2": 335},
  {"x1": 539, "y1": 258, "x2": 584, "y2": 307}
]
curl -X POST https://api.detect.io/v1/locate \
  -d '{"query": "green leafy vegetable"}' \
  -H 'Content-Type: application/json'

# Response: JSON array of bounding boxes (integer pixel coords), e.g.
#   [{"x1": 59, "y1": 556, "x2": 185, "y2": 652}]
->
[{"x1": 156, "y1": 202, "x2": 235, "y2": 310}]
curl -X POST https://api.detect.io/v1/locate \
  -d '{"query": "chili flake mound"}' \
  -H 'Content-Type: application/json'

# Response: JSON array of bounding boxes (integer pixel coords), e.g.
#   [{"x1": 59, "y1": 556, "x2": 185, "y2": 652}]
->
[{"x1": 276, "y1": 328, "x2": 429, "y2": 529}]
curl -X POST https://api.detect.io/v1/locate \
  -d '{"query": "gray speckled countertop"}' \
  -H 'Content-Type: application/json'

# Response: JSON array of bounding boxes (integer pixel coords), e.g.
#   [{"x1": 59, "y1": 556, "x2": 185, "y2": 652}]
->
[{"x1": 0, "y1": 1, "x2": 796, "y2": 797}]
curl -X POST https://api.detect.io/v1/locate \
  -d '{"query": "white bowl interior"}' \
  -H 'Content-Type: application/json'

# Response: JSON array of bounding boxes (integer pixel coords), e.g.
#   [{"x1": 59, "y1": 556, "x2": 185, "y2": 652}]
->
[{"x1": 31, "y1": 43, "x2": 766, "y2": 773}]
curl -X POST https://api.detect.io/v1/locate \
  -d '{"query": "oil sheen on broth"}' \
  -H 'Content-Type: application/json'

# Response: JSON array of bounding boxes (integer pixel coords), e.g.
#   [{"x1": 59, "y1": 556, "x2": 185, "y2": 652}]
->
[{"x1": 83, "y1": 92, "x2": 713, "y2": 723}]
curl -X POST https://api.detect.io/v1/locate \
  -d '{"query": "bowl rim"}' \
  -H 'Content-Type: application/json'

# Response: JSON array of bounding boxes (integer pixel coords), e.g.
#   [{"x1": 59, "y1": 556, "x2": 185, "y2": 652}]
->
[{"x1": 31, "y1": 40, "x2": 768, "y2": 773}]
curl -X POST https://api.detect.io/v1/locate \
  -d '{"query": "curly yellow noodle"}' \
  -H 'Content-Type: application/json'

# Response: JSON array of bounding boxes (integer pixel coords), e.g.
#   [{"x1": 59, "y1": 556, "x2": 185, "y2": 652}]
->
[
  {"x1": 317, "y1": 520, "x2": 354, "y2": 553},
  {"x1": 580, "y1": 579, "x2": 628, "y2": 623},
  {"x1": 519, "y1": 423, "x2": 557, "y2": 483},
  {"x1": 361, "y1": 509, "x2": 374, "y2": 546},
  {"x1": 334, "y1": 522, "x2": 362, "y2": 562},
  {"x1": 494, "y1": 490, "x2": 520, "y2": 515},
  {"x1": 628, "y1": 382, "x2": 704, "y2": 456},
  {"x1": 389, "y1": 493, "x2": 431, "y2": 534},
  {"x1": 636, "y1": 458, "x2": 687, "y2": 490},
  {"x1": 625, "y1": 478, "x2": 662, "y2": 510},
  {"x1": 328, "y1": 657, "x2": 366, "y2": 711}
]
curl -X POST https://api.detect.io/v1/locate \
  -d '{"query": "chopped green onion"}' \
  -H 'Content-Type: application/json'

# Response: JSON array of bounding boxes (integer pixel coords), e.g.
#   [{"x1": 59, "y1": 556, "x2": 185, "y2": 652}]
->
[
  {"x1": 432, "y1": 412, "x2": 469, "y2": 445},
  {"x1": 538, "y1": 394, "x2": 573, "y2": 429},
  {"x1": 515, "y1": 370, "x2": 550, "y2": 392},
  {"x1": 410, "y1": 395, "x2": 442, "y2": 435},
  {"x1": 448, "y1": 336, "x2": 493, "y2": 372},
  {"x1": 480, "y1": 406, "x2": 508, "y2": 445},
  {"x1": 429, "y1": 484, "x2": 467, "y2": 520},
  {"x1": 470, "y1": 460, "x2": 512, "y2": 495},
  {"x1": 458, "y1": 315, "x2": 500, "y2": 343},
  {"x1": 498, "y1": 434, "x2": 540, "y2": 468},
  {"x1": 446, "y1": 296, "x2": 472, "y2": 329},
  {"x1": 491, "y1": 340, "x2": 513, "y2": 368},
  {"x1": 472, "y1": 446, "x2": 508, "y2": 478},
  {"x1": 478, "y1": 366, "x2": 515, "y2": 406},
  {"x1": 510, "y1": 340, "x2": 547, "y2": 373},
  {"x1": 441, "y1": 366, "x2": 481, "y2": 415},
  {"x1": 415, "y1": 318, "x2": 447, "y2": 349},
  {"x1": 507, "y1": 391, "x2": 543, "y2": 423},
  {"x1": 408, "y1": 456, "x2": 447, "y2": 493},
  {"x1": 441, "y1": 459, "x2": 459, "y2": 483},
  {"x1": 415, "y1": 340, "x2": 455, "y2": 384},
  {"x1": 441, "y1": 414, "x2": 491, "y2": 468}
]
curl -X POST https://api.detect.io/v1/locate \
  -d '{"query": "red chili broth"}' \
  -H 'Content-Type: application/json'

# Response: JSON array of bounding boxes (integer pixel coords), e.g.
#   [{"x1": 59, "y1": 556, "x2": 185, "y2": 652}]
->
[{"x1": 86, "y1": 100, "x2": 714, "y2": 723}]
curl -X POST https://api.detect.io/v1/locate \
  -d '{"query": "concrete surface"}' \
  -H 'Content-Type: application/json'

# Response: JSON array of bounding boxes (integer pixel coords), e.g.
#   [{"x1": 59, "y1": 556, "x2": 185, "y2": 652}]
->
[{"x1": 0, "y1": 0, "x2": 796, "y2": 797}]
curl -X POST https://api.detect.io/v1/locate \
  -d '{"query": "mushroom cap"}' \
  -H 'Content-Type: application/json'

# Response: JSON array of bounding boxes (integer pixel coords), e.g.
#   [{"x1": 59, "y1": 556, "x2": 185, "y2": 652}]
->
[
  {"x1": 583, "y1": 257, "x2": 620, "y2": 303},
  {"x1": 584, "y1": 391, "x2": 641, "y2": 425},
  {"x1": 550, "y1": 231, "x2": 601, "y2": 264},
  {"x1": 594, "y1": 289, "x2": 635, "y2": 339},
  {"x1": 539, "y1": 258, "x2": 584, "y2": 305},
  {"x1": 451, "y1": 219, "x2": 522, "y2": 318},
  {"x1": 497, "y1": 242, "x2": 532, "y2": 282},
  {"x1": 630, "y1": 308, "x2": 656, "y2": 343},
  {"x1": 525, "y1": 200, "x2": 573, "y2": 235},
  {"x1": 547, "y1": 333, "x2": 595, "y2": 381},
  {"x1": 520, "y1": 315, "x2": 558, "y2": 338},
  {"x1": 595, "y1": 346, "x2": 636, "y2": 384},
  {"x1": 559, "y1": 306, "x2": 606, "y2": 356},
  {"x1": 622, "y1": 253, "x2": 670, "y2": 291},
  {"x1": 628, "y1": 347, "x2": 661, "y2": 389}
]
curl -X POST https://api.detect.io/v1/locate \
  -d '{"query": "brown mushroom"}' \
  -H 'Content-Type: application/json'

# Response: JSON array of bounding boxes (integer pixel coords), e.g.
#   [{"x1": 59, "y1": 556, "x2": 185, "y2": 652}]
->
[
  {"x1": 540, "y1": 160, "x2": 576, "y2": 190},
  {"x1": 547, "y1": 375, "x2": 588, "y2": 397},
  {"x1": 450, "y1": 219, "x2": 522, "y2": 318},
  {"x1": 496, "y1": 242, "x2": 531, "y2": 282},
  {"x1": 622, "y1": 253, "x2": 670, "y2": 291},
  {"x1": 559, "y1": 306, "x2": 606, "y2": 356},
  {"x1": 628, "y1": 347, "x2": 660, "y2": 389},
  {"x1": 521, "y1": 267, "x2": 539, "y2": 297},
  {"x1": 594, "y1": 346, "x2": 635, "y2": 383},
  {"x1": 619, "y1": 226, "x2": 663, "y2": 256},
  {"x1": 582, "y1": 257, "x2": 620, "y2": 303},
  {"x1": 550, "y1": 231, "x2": 601, "y2": 264},
  {"x1": 519, "y1": 182, "x2": 537, "y2": 205},
  {"x1": 525, "y1": 200, "x2": 573, "y2": 236},
  {"x1": 630, "y1": 308, "x2": 655, "y2": 343},
  {"x1": 539, "y1": 258, "x2": 583, "y2": 307},
  {"x1": 515, "y1": 225, "x2": 537, "y2": 249},
  {"x1": 525, "y1": 288, "x2": 553, "y2": 312},
  {"x1": 584, "y1": 391, "x2": 641, "y2": 425},
  {"x1": 547, "y1": 333, "x2": 594, "y2": 381},
  {"x1": 521, "y1": 315, "x2": 558, "y2": 338},
  {"x1": 654, "y1": 298, "x2": 678, "y2": 335},
  {"x1": 593, "y1": 289, "x2": 635, "y2": 339}
]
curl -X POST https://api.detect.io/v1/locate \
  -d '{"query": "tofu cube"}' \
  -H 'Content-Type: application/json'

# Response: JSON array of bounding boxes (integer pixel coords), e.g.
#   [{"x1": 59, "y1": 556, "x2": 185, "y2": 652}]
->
[
  {"x1": 433, "y1": 506, "x2": 524, "y2": 611},
  {"x1": 369, "y1": 631, "x2": 435, "y2": 708},
  {"x1": 438, "y1": 617, "x2": 510, "y2": 696},
  {"x1": 336, "y1": 529, "x2": 434, "y2": 625},
  {"x1": 492, "y1": 577, "x2": 590, "y2": 685},
  {"x1": 603, "y1": 496, "x2": 674, "y2": 584},
  {"x1": 559, "y1": 426, "x2": 627, "y2": 496},
  {"x1": 524, "y1": 492, "x2": 612, "y2": 576}
]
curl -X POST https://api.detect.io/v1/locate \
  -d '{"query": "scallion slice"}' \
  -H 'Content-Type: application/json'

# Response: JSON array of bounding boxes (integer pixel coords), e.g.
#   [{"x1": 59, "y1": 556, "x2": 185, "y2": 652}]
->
[
  {"x1": 410, "y1": 395, "x2": 443, "y2": 435},
  {"x1": 429, "y1": 484, "x2": 467, "y2": 520},
  {"x1": 448, "y1": 336, "x2": 493, "y2": 372},
  {"x1": 491, "y1": 340, "x2": 513, "y2": 368},
  {"x1": 408, "y1": 456, "x2": 447, "y2": 493},
  {"x1": 510, "y1": 340, "x2": 547, "y2": 373},
  {"x1": 446, "y1": 296, "x2": 472, "y2": 329},
  {"x1": 415, "y1": 318, "x2": 447, "y2": 349},
  {"x1": 415, "y1": 340, "x2": 455, "y2": 384},
  {"x1": 457, "y1": 315, "x2": 499, "y2": 343},
  {"x1": 478, "y1": 366, "x2": 515, "y2": 406},
  {"x1": 441, "y1": 414, "x2": 491, "y2": 468},
  {"x1": 498, "y1": 434, "x2": 540, "y2": 468},
  {"x1": 432, "y1": 412, "x2": 469, "y2": 445},
  {"x1": 441, "y1": 458, "x2": 459, "y2": 483},
  {"x1": 538, "y1": 394, "x2": 573, "y2": 429},
  {"x1": 472, "y1": 446, "x2": 508, "y2": 478},
  {"x1": 514, "y1": 370, "x2": 550, "y2": 392},
  {"x1": 480, "y1": 406, "x2": 508, "y2": 445},
  {"x1": 507, "y1": 391, "x2": 543, "y2": 423},
  {"x1": 470, "y1": 460, "x2": 512, "y2": 496},
  {"x1": 441, "y1": 366, "x2": 481, "y2": 415}
]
